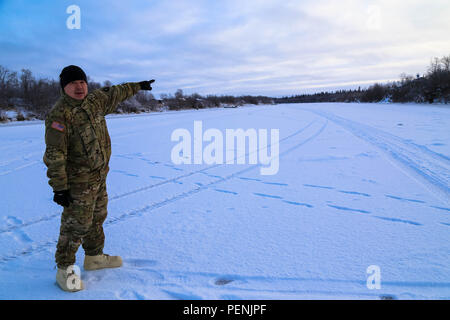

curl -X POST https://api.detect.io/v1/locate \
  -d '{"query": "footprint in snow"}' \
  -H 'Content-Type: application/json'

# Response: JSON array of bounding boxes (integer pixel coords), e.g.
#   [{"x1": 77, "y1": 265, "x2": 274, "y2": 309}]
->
[
  {"x1": 123, "y1": 259, "x2": 165, "y2": 282},
  {"x1": 214, "y1": 189, "x2": 238, "y2": 195},
  {"x1": 215, "y1": 278, "x2": 234, "y2": 286},
  {"x1": 117, "y1": 290, "x2": 146, "y2": 300},
  {"x1": 430, "y1": 206, "x2": 450, "y2": 212},
  {"x1": 253, "y1": 193, "x2": 283, "y2": 199},
  {"x1": 327, "y1": 204, "x2": 371, "y2": 214},
  {"x1": 83, "y1": 272, "x2": 104, "y2": 283},
  {"x1": 112, "y1": 169, "x2": 138, "y2": 177},
  {"x1": 282, "y1": 200, "x2": 313, "y2": 208},
  {"x1": 385, "y1": 195, "x2": 425, "y2": 203},
  {"x1": 303, "y1": 184, "x2": 334, "y2": 190},
  {"x1": 239, "y1": 177, "x2": 261, "y2": 182},
  {"x1": 6, "y1": 216, "x2": 23, "y2": 225},
  {"x1": 262, "y1": 181, "x2": 288, "y2": 186},
  {"x1": 126, "y1": 259, "x2": 158, "y2": 268},
  {"x1": 163, "y1": 289, "x2": 203, "y2": 300},
  {"x1": 149, "y1": 175, "x2": 166, "y2": 180},
  {"x1": 380, "y1": 295, "x2": 397, "y2": 300},
  {"x1": 5, "y1": 216, "x2": 33, "y2": 243},
  {"x1": 10, "y1": 230, "x2": 33, "y2": 243},
  {"x1": 338, "y1": 190, "x2": 371, "y2": 197},
  {"x1": 373, "y1": 216, "x2": 422, "y2": 226}
]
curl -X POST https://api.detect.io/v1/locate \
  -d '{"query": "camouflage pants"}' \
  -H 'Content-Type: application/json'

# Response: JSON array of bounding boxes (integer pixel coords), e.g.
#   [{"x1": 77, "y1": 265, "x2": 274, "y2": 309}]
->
[{"x1": 55, "y1": 177, "x2": 108, "y2": 268}]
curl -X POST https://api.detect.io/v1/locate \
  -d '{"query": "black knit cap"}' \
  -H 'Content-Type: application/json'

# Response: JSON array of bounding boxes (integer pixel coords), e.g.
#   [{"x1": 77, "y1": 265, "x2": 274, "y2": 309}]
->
[{"x1": 59, "y1": 65, "x2": 88, "y2": 89}]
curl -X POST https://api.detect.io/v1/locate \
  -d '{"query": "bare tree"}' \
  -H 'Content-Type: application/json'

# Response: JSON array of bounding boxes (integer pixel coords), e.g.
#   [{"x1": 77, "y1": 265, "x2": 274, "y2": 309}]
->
[
  {"x1": 0, "y1": 65, "x2": 8, "y2": 88},
  {"x1": 0, "y1": 65, "x2": 9, "y2": 107},
  {"x1": 20, "y1": 69, "x2": 34, "y2": 101},
  {"x1": 175, "y1": 89, "x2": 183, "y2": 100},
  {"x1": 441, "y1": 55, "x2": 450, "y2": 71}
]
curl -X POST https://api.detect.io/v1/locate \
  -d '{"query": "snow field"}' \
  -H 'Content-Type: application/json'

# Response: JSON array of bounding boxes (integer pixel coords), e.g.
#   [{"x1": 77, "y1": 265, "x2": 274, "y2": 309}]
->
[{"x1": 0, "y1": 103, "x2": 449, "y2": 299}]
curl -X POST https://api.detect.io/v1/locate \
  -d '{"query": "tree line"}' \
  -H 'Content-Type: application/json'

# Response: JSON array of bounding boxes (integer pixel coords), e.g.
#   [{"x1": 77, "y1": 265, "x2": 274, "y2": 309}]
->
[
  {"x1": 1, "y1": 55, "x2": 448, "y2": 122},
  {"x1": 0, "y1": 67, "x2": 274, "y2": 121},
  {"x1": 275, "y1": 55, "x2": 450, "y2": 104}
]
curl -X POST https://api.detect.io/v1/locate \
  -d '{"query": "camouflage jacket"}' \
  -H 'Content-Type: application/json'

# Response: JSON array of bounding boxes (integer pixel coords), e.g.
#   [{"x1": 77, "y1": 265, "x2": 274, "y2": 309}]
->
[{"x1": 43, "y1": 82, "x2": 141, "y2": 191}]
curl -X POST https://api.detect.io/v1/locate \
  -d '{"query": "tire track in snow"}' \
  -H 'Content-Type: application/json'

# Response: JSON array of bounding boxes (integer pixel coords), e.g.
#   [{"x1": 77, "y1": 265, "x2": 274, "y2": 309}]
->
[
  {"x1": 0, "y1": 149, "x2": 44, "y2": 176},
  {"x1": 0, "y1": 108, "x2": 240, "y2": 174},
  {"x1": 0, "y1": 160, "x2": 41, "y2": 176},
  {"x1": 126, "y1": 268, "x2": 401, "y2": 300},
  {"x1": 109, "y1": 119, "x2": 318, "y2": 201},
  {"x1": 0, "y1": 117, "x2": 318, "y2": 234},
  {"x1": 0, "y1": 119, "x2": 327, "y2": 265},
  {"x1": 307, "y1": 109, "x2": 450, "y2": 205},
  {"x1": 0, "y1": 151, "x2": 43, "y2": 167}
]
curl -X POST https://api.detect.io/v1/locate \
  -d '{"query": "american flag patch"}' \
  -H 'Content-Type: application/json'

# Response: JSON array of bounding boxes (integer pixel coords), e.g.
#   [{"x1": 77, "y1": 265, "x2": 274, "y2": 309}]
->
[{"x1": 51, "y1": 121, "x2": 65, "y2": 132}]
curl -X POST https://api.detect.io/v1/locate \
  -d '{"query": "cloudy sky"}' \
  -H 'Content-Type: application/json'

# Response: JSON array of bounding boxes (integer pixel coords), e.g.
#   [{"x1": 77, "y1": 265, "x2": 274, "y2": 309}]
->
[{"x1": 1, "y1": 0, "x2": 449, "y2": 97}]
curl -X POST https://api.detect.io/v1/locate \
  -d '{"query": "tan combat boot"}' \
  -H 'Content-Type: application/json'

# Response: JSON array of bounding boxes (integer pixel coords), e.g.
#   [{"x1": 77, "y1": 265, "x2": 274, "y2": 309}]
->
[
  {"x1": 84, "y1": 254, "x2": 123, "y2": 271},
  {"x1": 56, "y1": 266, "x2": 84, "y2": 292}
]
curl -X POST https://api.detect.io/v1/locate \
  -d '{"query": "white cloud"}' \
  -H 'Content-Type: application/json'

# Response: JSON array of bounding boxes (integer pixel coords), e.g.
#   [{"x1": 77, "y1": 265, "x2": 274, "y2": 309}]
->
[{"x1": 2, "y1": 0, "x2": 450, "y2": 96}]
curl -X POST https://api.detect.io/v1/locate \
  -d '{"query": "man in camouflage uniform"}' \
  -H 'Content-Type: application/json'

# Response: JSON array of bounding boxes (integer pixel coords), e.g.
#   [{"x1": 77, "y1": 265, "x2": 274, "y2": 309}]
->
[{"x1": 43, "y1": 65, "x2": 154, "y2": 292}]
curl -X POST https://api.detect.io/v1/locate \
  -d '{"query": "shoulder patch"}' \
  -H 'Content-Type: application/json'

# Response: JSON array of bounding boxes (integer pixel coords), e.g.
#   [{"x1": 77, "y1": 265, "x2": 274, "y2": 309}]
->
[
  {"x1": 102, "y1": 87, "x2": 110, "y2": 92},
  {"x1": 51, "y1": 121, "x2": 65, "y2": 132}
]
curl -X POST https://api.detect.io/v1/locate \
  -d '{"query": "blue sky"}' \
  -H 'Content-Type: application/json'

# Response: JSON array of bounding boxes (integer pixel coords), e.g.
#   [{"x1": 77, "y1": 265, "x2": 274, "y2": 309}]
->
[{"x1": 1, "y1": 0, "x2": 449, "y2": 97}]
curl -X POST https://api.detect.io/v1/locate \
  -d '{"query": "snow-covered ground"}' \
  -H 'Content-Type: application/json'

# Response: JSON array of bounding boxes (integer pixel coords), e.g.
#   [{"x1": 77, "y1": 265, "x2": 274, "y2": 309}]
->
[{"x1": 0, "y1": 103, "x2": 449, "y2": 300}]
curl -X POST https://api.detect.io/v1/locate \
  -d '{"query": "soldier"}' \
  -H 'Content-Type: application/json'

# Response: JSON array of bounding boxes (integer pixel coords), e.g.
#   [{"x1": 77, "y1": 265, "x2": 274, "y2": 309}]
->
[{"x1": 43, "y1": 65, "x2": 154, "y2": 292}]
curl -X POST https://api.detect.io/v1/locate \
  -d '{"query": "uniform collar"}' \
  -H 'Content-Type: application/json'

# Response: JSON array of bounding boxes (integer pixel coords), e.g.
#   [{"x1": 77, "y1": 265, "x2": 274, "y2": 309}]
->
[{"x1": 60, "y1": 88, "x2": 85, "y2": 108}]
